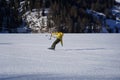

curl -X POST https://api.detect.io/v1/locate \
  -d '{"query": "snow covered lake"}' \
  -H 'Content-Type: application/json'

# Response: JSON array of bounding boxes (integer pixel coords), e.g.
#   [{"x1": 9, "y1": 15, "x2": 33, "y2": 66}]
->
[{"x1": 0, "y1": 34, "x2": 120, "y2": 80}]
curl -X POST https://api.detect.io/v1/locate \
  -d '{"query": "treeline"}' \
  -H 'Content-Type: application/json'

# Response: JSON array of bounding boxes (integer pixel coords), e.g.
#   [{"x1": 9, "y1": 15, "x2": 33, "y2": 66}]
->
[
  {"x1": 48, "y1": 0, "x2": 115, "y2": 33},
  {"x1": 0, "y1": 0, "x2": 23, "y2": 32},
  {"x1": 0, "y1": 0, "x2": 117, "y2": 33},
  {"x1": 28, "y1": 0, "x2": 116, "y2": 33}
]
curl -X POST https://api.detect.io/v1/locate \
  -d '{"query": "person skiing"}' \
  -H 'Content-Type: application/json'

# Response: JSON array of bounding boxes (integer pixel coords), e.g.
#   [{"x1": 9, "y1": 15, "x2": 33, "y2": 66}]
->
[{"x1": 48, "y1": 31, "x2": 64, "y2": 50}]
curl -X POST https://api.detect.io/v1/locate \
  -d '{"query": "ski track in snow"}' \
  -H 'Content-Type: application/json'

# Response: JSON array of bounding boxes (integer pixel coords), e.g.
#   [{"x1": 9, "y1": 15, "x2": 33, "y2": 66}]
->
[{"x1": 0, "y1": 34, "x2": 120, "y2": 80}]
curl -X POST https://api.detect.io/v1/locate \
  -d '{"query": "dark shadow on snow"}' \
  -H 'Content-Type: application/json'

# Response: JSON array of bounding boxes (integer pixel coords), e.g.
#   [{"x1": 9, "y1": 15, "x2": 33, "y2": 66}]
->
[
  {"x1": 64, "y1": 48, "x2": 106, "y2": 51},
  {"x1": 0, "y1": 73, "x2": 120, "y2": 80},
  {"x1": 0, "y1": 43, "x2": 12, "y2": 45}
]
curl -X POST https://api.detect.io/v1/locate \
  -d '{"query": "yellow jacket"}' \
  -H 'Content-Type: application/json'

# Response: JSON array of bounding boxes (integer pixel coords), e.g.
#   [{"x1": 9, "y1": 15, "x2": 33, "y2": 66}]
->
[{"x1": 51, "y1": 32, "x2": 64, "y2": 46}]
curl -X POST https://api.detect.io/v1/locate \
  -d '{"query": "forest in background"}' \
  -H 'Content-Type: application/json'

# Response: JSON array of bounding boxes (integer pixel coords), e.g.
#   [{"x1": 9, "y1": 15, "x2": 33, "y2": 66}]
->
[{"x1": 0, "y1": 0, "x2": 119, "y2": 33}]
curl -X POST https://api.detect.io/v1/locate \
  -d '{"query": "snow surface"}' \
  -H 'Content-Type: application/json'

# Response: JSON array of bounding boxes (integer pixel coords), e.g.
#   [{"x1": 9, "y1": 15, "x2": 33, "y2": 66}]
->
[
  {"x1": 0, "y1": 34, "x2": 120, "y2": 80},
  {"x1": 116, "y1": 0, "x2": 120, "y2": 3}
]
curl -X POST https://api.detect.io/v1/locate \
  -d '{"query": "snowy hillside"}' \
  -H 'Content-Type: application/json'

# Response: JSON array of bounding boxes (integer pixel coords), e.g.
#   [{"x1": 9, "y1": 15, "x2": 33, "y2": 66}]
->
[
  {"x1": 22, "y1": 9, "x2": 50, "y2": 33},
  {"x1": 116, "y1": 0, "x2": 120, "y2": 3},
  {"x1": 86, "y1": 7, "x2": 120, "y2": 33},
  {"x1": 0, "y1": 34, "x2": 120, "y2": 80},
  {"x1": 1, "y1": 0, "x2": 120, "y2": 33}
]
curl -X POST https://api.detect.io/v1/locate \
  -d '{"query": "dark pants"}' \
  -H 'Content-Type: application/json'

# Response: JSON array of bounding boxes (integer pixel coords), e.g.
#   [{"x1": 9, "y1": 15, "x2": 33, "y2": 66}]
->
[{"x1": 51, "y1": 39, "x2": 61, "y2": 49}]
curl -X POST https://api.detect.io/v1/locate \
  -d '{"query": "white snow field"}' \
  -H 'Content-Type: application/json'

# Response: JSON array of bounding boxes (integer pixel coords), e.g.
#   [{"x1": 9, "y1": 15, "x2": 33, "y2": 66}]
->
[{"x1": 0, "y1": 34, "x2": 120, "y2": 80}]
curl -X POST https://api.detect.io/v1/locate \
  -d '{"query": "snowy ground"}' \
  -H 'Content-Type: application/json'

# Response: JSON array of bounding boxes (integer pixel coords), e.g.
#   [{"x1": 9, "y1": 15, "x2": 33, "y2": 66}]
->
[
  {"x1": 116, "y1": 0, "x2": 120, "y2": 3},
  {"x1": 0, "y1": 34, "x2": 120, "y2": 80}
]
